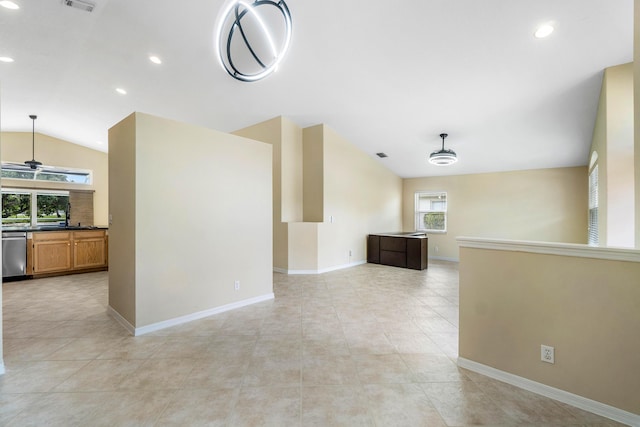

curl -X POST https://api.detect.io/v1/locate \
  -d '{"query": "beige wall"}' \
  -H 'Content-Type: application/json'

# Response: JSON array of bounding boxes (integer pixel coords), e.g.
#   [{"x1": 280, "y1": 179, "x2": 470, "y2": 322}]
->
[
  {"x1": 590, "y1": 63, "x2": 635, "y2": 248},
  {"x1": 109, "y1": 112, "x2": 273, "y2": 328},
  {"x1": 236, "y1": 118, "x2": 402, "y2": 273},
  {"x1": 233, "y1": 116, "x2": 294, "y2": 271},
  {"x1": 281, "y1": 118, "x2": 304, "y2": 222},
  {"x1": 1, "y1": 132, "x2": 108, "y2": 226},
  {"x1": 403, "y1": 167, "x2": 588, "y2": 260},
  {"x1": 316, "y1": 125, "x2": 402, "y2": 270},
  {"x1": 302, "y1": 125, "x2": 324, "y2": 223},
  {"x1": 288, "y1": 222, "x2": 319, "y2": 270},
  {"x1": 108, "y1": 113, "x2": 137, "y2": 325},
  {"x1": 459, "y1": 244, "x2": 640, "y2": 415},
  {"x1": 635, "y1": 0, "x2": 640, "y2": 248}
]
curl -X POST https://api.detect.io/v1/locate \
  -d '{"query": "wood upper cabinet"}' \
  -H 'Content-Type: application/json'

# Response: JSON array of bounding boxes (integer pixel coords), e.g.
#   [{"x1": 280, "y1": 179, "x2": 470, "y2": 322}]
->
[
  {"x1": 73, "y1": 230, "x2": 107, "y2": 269},
  {"x1": 31, "y1": 230, "x2": 108, "y2": 276},
  {"x1": 32, "y1": 232, "x2": 72, "y2": 274}
]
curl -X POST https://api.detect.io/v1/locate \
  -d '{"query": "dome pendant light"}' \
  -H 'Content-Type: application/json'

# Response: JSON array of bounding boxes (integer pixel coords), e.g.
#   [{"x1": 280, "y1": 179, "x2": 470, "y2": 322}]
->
[
  {"x1": 428, "y1": 133, "x2": 458, "y2": 166},
  {"x1": 25, "y1": 114, "x2": 43, "y2": 170}
]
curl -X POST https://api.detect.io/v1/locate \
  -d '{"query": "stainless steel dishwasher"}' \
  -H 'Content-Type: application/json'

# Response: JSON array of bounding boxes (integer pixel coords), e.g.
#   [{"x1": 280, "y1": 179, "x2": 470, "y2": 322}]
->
[{"x1": 2, "y1": 231, "x2": 27, "y2": 278}]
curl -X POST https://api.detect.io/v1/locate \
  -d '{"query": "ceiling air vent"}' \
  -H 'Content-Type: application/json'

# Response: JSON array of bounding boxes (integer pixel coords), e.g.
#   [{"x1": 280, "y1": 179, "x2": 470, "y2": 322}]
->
[
  {"x1": 376, "y1": 152, "x2": 388, "y2": 158},
  {"x1": 62, "y1": 0, "x2": 95, "y2": 12}
]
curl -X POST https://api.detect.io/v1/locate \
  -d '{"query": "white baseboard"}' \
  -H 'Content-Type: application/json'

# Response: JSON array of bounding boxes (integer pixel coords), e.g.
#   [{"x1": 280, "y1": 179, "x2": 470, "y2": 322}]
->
[
  {"x1": 428, "y1": 255, "x2": 459, "y2": 262},
  {"x1": 108, "y1": 292, "x2": 275, "y2": 336},
  {"x1": 457, "y1": 357, "x2": 639, "y2": 426},
  {"x1": 107, "y1": 305, "x2": 136, "y2": 335},
  {"x1": 276, "y1": 260, "x2": 366, "y2": 275}
]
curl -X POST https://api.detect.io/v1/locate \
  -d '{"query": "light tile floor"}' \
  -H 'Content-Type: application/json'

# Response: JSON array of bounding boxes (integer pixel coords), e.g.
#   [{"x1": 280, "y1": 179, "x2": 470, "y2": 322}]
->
[{"x1": 0, "y1": 261, "x2": 626, "y2": 426}]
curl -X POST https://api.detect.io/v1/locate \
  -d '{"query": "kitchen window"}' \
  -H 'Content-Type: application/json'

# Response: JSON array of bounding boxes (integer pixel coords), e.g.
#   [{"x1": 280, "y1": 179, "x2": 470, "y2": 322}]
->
[
  {"x1": 1, "y1": 162, "x2": 92, "y2": 184},
  {"x1": 2, "y1": 190, "x2": 31, "y2": 226},
  {"x1": 415, "y1": 191, "x2": 448, "y2": 233},
  {"x1": 2, "y1": 189, "x2": 69, "y2": 227}
]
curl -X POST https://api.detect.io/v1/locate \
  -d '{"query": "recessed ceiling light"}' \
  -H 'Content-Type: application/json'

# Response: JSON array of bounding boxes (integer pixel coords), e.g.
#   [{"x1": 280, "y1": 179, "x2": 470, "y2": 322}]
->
[
  {"x1": 96, "y1": 141, "x2": 103, "y2": 145},
  {"x1": 115, "y1": 88, "x2": 127, "y2": 95},
  {"x1": 149, "y1": 55, "x2": 162, "y2": 64},
  {"x1": 534, "y1": 24, "x2": 554, "y2": 39},
  {"x1": 0, "y1": 1, "x2": 20, "y2": 10},
  {"x1": 0, "y1": 56, "x2": 15, "y2": 63}
]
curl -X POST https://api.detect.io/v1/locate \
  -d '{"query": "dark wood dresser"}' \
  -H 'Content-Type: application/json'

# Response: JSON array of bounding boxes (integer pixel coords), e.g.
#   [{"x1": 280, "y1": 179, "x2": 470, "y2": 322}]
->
[{"x1": 367, "y1": 233, "x2": 428, "y2": 270}]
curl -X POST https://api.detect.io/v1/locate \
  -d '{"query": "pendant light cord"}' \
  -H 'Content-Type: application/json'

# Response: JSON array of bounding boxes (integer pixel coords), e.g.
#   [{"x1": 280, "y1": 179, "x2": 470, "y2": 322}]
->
[
  {"x1": 32, "y1": 117, "x2": 35, "y2": 160},
  {"x1": 30, "y1": 114, "x2": 37, "y2": 161},
  {"x1": 440, "y1": 133, "x2": 448, "y2": 151}
]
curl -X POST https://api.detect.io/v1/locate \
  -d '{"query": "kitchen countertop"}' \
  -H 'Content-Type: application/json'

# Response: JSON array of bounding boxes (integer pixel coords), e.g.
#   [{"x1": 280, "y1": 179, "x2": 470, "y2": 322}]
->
[
  {"x1": 369, "y1": 232, "x2": 427, "y2": 239},
  {"x1": 2, "y1": 225, "x2": 108, "y2": 233}
]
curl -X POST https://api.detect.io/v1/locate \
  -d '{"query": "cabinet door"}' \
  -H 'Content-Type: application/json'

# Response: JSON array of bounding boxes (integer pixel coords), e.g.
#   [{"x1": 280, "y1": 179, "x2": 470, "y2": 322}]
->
[
  {"x1": 380, "y1": 236, "x2": 406, "y2": 252},
  {"x1": 380, "y1": 250, "x2": 407, "y2": 268},
  {"x1": 74, "y1": 237, "x2": 106, "y2": 269},
  {"x1": 367, "y1": 235, "x2": 380, "y2": 263},
  {"x1": 406, "y1": 238, "x2": 428, "y2": 270},
  {"x1": 33, "y1": 240, "x2": 72, "y2": 273}
]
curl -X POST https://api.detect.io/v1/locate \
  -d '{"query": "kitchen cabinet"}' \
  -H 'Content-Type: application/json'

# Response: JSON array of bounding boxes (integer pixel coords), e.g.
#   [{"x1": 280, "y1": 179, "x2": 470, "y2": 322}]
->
[
  {"x1": 32, "y1": 232, "x2": 72, "y2": 274},
  {"x1": 73, "y1": 230, "x2": 107, "y2": 269},
  {"x1": 367, "y1": 233, "x2": 428, "y2": 270},
  {"x1": 30, "y1": 229, "x2": 108, "y2": 276}
]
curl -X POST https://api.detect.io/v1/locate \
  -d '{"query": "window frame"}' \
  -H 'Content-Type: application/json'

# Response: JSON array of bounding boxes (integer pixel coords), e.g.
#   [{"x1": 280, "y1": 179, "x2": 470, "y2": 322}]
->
[
  {"x1": 415, "y1": 191, "x2": 448, "y2": 233},
  {"x1": 2, "y1": 188, "x2": 70, "y2": 227},
  {"x1": 1, "y1": 189, "x2": 32, "y2": 226},
  {"x1": 1, "y1": 162, "x2": 92, "y2": 185}
]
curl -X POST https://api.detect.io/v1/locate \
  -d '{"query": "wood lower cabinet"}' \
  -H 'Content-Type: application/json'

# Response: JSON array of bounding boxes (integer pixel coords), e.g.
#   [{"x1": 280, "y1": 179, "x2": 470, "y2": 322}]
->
[
  {"x1": 74, "y1": 231, "x2": 107, "y2": 269},
  {"x1": 32, "y1": 232, "x2": 72, "y2": 274},
  {"x1": 30, "y1": 230, "x2": 108, "y2": 276},
  {"x1": 367, "y1": 233, "x2": 428, "y2": 270}
]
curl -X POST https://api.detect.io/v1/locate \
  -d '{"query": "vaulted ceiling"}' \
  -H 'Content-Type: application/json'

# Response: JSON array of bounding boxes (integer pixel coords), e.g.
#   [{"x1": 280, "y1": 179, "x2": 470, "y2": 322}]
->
[{"x1": 0, "y1": 0, "x2": 633, "y2": 177}]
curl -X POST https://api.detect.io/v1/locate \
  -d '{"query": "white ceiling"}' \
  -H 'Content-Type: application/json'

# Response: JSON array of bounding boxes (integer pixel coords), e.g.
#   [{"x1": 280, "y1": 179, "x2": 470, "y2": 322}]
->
[{"x1": 0, "y1": 0, "x2": 634, "y2": 178}]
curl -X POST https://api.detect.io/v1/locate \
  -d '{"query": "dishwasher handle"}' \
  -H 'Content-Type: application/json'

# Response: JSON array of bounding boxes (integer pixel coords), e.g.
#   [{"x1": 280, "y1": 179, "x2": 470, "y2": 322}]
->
[{"x1": 2, "y1": 232, "x2": 27, "y2": 240}]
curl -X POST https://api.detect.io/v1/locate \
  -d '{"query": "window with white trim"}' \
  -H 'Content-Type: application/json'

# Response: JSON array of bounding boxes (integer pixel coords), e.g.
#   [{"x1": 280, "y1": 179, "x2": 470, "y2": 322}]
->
[
  {"x1": 1, "y1": 162, "x2": 92, "y2": 184},
  {"x1": 415, "y1": 191, "x2": 447, "y2": 232},
  {"x1": 588, "y1": 164, "x2": 599, "y2": 246},
  {"x1": 2, "y1": 189, "x2": 69, "y2": 227}
]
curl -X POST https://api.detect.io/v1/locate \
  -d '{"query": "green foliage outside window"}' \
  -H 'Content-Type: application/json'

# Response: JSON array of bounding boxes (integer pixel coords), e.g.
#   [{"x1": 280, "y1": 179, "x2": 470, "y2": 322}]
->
[
  {"x1": 2, "y1": 192, "x2": 70, "y2": 225},
  {"x1": 37, "y1": 195, "x2": 69, "y2": 221},
  {"x1": 1, "y1": 164, "x2": 91, "y2": 184},
  {"x1": 2, "y1": 193, "x2": 31, "y2": 224},
  {"x1": 423, "y1": 212, "x2": 445, "y2": 231},
  {"x1": 415, "y1": 191, "x2": 447, "y2": 232},
  {"x1": 1, "y1": 170, "x2": 34, "y2": 180},
  {"x1": 2, "y1": 169, "x2": 70, "y2": 182}
]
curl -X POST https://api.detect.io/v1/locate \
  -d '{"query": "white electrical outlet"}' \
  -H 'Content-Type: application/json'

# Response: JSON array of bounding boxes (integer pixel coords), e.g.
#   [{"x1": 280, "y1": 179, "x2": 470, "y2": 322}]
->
[
  {"x1": 541, "y1": 345, "x2": 554, "y2": 364},
  {"x1": 435, "y1": 246, "x2": 439, "y2": 253},
  {"x1": 234, "y1": 280, "x2": 240, "y2": 291}
]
